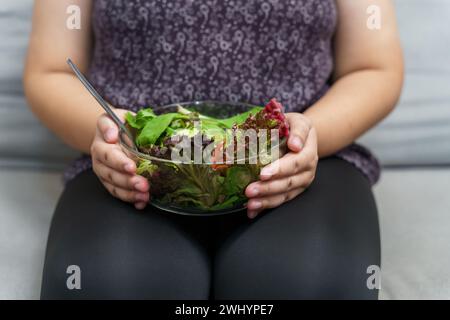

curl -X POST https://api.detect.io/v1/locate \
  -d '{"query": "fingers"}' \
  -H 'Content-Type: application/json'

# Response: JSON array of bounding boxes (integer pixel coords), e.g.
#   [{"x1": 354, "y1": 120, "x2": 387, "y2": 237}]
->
[
  {"x1": 102, "y1": 181, "x2": 150, "y2": 210},
  {"x1": 91, "y1": 140, "x2": 150, "y2": 208},
  {"x1": 93, "y1": 156, "x2": 150, "y2": 210},
  {"x1": 260, "y1": 151, "x2": 314, "y2": 181},
  {"x1": 260, "y1": 152, "x2": 303, "y2": 180},
  {"x1": 91, "y1": 141, "x2": 136, "y2": 174},
  {"x1": 246, "y1": 127, "x2": 318, "y2": 219},
  {"x1": 93, "y1": 110, "x2": 148, "y2": 209},
  {"x1": 93, "y1": 159, "x2": 149, "y2": 192},
  {"x1": 247, "y1": 188, "x2": 305, "y2": 219},
  {"x1": 286, "y1": 113, "x2": 312, "y2": 153},
  {"x1": 246, "y1": 171, "x2": 313, "y2": 198},
  {"x1": 260, "y1": 128, "x2": 318, "y2": 181}
]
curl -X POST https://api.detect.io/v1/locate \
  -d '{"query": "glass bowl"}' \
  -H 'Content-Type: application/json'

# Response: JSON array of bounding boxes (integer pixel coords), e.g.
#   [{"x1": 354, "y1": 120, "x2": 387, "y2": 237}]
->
[{"x1": 120, "y1": 101, "x2": 287, "y2": 216}]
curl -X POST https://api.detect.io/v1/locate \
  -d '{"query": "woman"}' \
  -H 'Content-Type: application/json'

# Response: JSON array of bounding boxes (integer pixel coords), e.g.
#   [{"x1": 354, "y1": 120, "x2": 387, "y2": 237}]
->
[{"x1": 24, "y1": 0, "x2": 403, "y2": 299}]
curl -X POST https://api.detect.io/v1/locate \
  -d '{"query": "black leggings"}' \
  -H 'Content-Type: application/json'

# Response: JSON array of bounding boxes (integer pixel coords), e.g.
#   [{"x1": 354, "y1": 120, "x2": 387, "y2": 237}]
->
[{"x1": 41, "y1": 157, "x2": 380, "y2": 300}]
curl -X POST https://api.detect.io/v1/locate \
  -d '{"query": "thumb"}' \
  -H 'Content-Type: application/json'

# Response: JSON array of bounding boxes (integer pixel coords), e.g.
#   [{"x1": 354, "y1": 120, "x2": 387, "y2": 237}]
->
[
  {"x1": 286, "y1": 114, "x2": 311, "y2": 153},
  {"x1": 97, "y1": 114, "x2": 119, "y2": 144}
]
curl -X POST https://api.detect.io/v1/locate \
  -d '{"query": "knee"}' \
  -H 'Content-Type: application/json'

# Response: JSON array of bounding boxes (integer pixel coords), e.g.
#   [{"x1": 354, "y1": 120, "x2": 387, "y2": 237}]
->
[
  {"x1": 213, "y1": 220, "x2": 379, "y2": 300},
  {"x1": 41, "y1": 245, "x2": 210, "y2": 300},
  {"x1": 213, "y1": 248, "x2": 378, "y2": 300},
  {"x1": 41, "y1": 235, "x2": 211, "y2": 300}
]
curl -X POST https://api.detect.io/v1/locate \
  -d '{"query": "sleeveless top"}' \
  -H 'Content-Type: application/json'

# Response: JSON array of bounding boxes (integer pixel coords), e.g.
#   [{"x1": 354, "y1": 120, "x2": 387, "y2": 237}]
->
[{"x1": 64, "y1": 0, "x2": 380, "y2": 185}]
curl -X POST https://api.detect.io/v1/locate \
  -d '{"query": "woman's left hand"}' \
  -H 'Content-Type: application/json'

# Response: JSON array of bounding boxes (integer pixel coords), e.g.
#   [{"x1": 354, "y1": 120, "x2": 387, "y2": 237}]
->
[{"x1": 245, "y1": 113, "x2": 319, "y2": 219}]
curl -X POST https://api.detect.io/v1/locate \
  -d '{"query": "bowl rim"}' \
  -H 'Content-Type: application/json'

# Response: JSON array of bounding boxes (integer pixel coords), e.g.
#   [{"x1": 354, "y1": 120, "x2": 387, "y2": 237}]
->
[
  {"x1": 119, "y1": 100, "x2": 287, "y2": 165},
  {"x1": 156, "y1": 100, "x2": 261, "y2": 110}
]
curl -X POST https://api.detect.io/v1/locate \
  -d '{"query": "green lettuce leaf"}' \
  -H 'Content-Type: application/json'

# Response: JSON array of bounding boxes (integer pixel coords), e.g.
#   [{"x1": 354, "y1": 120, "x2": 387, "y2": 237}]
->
[
  {"x1": 136, "y1": 113, "x2": 177, "y2": 147},
  {"x1": 126, "y1": 108, "x2": 157, "y2": 130},
  {"x1": 218, "y1": 107, "x2": 263, "y2": 128},
  {"x1": 224, "y1": 166, "x2": 256, "y2": 196},
  {"x1": 136, "y1": 159, "x2": 158, "y2": 177}
]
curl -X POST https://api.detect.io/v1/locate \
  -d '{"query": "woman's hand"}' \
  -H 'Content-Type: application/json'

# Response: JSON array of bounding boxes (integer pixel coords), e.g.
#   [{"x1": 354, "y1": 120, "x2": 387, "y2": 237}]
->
[
  {"x1": 245, "y1": 113, "x2": 318, "y2": 219},
  {"x1": 91, "y1": 109, "x2": 150, "y2": 210}
]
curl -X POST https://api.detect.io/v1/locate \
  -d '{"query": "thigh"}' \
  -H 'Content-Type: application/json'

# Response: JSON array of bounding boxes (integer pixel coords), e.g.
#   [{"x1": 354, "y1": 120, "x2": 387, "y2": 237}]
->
[
  {"x1": 41, "y1": 170, "x2": 212, "y2": 300},
  {"x1": 213, "y1": 158, "x2": 380, "y2": 300}
]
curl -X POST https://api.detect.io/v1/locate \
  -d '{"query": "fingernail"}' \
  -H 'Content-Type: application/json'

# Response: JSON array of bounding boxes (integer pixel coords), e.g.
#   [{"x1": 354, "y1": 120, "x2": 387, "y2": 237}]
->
[
  {"x1": 135, "y1": 193, "x2": 148, "y2": 202},
  {"x1": 261, "y1": 167, "x2": 273, "y2": 178},
  {"x1": 291, "y1": 136, "x2": 303, "y2": 149},
  {"x1": 249, "y1": 200, "x2": 262, "y2": 210},
  {"x1": 105, "y1": 128, "x2": 116, "y2": 141}
]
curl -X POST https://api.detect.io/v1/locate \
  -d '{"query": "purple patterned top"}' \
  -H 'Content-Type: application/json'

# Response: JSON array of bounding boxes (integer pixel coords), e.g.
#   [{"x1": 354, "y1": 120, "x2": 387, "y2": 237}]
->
[{"x1": 65, "y1": 0, "x2": 380, "y2": 184}]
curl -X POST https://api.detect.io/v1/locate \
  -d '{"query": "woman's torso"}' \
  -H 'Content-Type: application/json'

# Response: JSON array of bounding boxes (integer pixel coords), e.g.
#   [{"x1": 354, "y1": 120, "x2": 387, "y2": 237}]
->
[
  {"x1": 89, "y1": 0, "x2": 337, "y2": 111},
  {"x1": 64, "y1": 0, "x2": 380, "y2": 184}
]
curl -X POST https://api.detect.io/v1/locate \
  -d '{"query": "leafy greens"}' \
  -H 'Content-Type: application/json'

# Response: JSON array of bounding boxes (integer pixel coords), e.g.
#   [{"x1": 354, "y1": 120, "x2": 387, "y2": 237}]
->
[{"x1": 126, "y1": 99, "x2": 289, "y2": 212}]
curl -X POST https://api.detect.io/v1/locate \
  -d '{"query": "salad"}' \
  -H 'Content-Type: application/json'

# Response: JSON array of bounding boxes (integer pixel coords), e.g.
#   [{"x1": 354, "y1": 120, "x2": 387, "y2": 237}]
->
[{"x1": 123, "y1": 99, "x2": 290, "y2": 213}]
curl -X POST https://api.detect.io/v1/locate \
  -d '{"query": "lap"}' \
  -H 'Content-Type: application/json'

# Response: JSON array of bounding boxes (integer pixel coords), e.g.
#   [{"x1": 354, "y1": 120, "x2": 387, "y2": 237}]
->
[
  {"x1": 213, "y1": 157, "x2": 380, "y2": 299},
  {"x1": 41, "y1": 157, "x2": 380, "y2": 299},
  {"x1": 41, "y1": 171, "x2": 212, "y2": 299}
]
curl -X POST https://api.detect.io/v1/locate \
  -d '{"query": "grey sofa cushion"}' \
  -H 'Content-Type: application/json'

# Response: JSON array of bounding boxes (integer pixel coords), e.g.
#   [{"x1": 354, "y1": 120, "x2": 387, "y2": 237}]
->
[
  {"x1": 374, "y1": 168, "x2": 450, "y2": 299},
  {"x1": 359, "y1": 0, "x2": 450, "y2": 165},
  {"x1": 0, "y1": 0, "x2": 77, "y2": 169},
  {"x1": 0, "y1": 169, "x2": 62, "y2": 299}
]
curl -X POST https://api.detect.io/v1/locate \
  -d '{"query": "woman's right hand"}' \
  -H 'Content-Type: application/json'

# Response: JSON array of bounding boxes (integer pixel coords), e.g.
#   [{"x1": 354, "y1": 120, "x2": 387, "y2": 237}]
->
[{"x1": 91, "y1": 110, "x2": 150, "y2": 210}]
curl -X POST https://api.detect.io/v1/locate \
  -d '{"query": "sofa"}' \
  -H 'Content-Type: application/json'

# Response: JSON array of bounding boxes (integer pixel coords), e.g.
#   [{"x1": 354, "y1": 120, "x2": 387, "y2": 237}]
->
[{"x1": 1, "y1": 0, "x2": 449, "y2": 299}]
